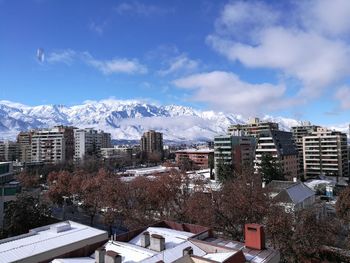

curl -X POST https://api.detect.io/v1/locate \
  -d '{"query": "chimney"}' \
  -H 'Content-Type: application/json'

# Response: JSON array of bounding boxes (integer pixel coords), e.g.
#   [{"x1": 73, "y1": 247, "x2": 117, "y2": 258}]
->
[
  {"x1": 150, "y1": 234, "x2": 165, "y2": 252},
  {"x1": 141, "y1": 231, "x2": 150, "y2": 248},
  {"x1": 95, "y1": 247, "x2": 106, "y2": 263},
  {"x1": 245, "y1": 224, "x2": 265, "y2": 250},
  {"x1": 105, "y1": 251, "x2": 121, "y2": 263},
  {"x1": 183, "y1": 246, "x2": 193, "y2": 255}
]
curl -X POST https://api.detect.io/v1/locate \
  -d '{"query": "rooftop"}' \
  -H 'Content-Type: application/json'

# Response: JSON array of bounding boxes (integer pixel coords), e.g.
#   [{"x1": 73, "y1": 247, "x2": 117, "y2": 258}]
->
[
  {"x1": 176, "y1": 148, "x2": 214, "y2": 154},
  {"x1": 53, "y1": 221, "x2": 279, "y2": 263},
  {"x1": 0, "y1": 221, "x2": 108, "y2": 263},
  {"x1": 267, "y1": 180, "x2": 315, "y2": 205}
]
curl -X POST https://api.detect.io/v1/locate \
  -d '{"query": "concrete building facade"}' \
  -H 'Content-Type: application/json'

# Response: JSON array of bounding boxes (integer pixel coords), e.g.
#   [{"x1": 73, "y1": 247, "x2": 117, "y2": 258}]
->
[
  {"x1": 291, "y1": 122, "x2": 320, "y2": 177},
  {"x1": 74, "y1": 128, "x2": 111, "y2": 161},
  {"x1": 175, "y1": 149, "x2": 214, "y2": 169},
  {"x1": 303, "y1": 127, "x2": 348, "y2": 178},
  {"x1": 228, "y1": 118, "x2": 279, "y2": 137},
  {"x1": 140, "y1": 130, "x2": 163, "y2": 158},
  {"x1": 17, "y1": 131, "x2": 33, "y2": 164},
  {"x1": 255, "y1": 130, "x2": 298, "y2": 181},
  {"x1": 0, "y1": 141, "x2": 19, "y2": 162},
  {"x1": 31, "y1": 126, "x2": 75, "y2": 164},
  {"x1": 214, "y1": 135, "x2": 256, "y2": 179}
]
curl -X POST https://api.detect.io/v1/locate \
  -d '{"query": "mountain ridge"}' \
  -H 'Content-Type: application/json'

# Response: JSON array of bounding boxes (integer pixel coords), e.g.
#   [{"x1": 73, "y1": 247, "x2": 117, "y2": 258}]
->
[{"x1": 0, "y1": 99, "x2": 337, "y2": 141}]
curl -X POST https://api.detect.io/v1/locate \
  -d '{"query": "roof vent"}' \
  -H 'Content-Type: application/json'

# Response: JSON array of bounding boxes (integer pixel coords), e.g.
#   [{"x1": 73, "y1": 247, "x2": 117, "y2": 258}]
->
[
  {"x1": 150, "y1": 234, "x2": 165, "y2": 252},
  {"x1": 50, "y1": 222, "x2": 71, "y2": 233}
]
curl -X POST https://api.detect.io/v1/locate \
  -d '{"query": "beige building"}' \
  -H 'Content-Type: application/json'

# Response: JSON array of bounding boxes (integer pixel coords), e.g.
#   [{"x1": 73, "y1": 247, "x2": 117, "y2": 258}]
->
[
  {"x1": 17, "y1": 131, "x2": 33, "y2": 163},
  {"x1": 31, "y1": 126, "x2": 75, "y2": 164},
  {"x1": 291, "y1": 122, "x2": 320, "y2": 177},
  {"x1": 228, "y1": 118, "x2": 279, "y2": 137},
  {"x1": 303, "y1": 127, "x2": 348, "y2": 178}
]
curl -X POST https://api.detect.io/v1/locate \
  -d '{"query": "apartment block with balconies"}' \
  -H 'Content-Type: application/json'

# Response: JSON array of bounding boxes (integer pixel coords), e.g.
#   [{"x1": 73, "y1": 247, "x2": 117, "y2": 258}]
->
[{"x1": 303, "y1": 127, "x2": 348, "y2": 178}]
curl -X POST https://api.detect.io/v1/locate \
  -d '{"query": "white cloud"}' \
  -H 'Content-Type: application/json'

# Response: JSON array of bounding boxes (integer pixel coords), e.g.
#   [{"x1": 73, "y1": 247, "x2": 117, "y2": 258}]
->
[
  {"x1": 173, "y1": 71, "x2": 287, "y2": 116},
  {"x1": 335, "y1": 86, "x2": 350, "y2": 110},
  {"x1": 207, "y1": 0, "x2": 350, "y2": 99},
  {"x1": 46, "y1": 49, "x2": 76, "y2": 65},
  {"x1": 85, "y1": 56, "x2": 147, "y2": 75},
  {"x1": 301, "y1": 0, "x2": 350, "y2": 36},
  {"x1": 158, "y1": 54, "x2": 199, "y2": 76},
  {"x1": 115, "y1": 1, "x2": 171, "y2": 16},
  {"x1": 45, "y1": 50, "x2": 147, "y2": 75},
  {"x1": 89, "y1": 21, "x2": 106, "y2": 35}
]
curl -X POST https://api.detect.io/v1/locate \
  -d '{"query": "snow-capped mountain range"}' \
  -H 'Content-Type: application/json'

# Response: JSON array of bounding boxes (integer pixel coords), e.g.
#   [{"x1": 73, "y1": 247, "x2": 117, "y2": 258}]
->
[{"x1": 0, "y1": 99, "x2": 343, "y2": 142}]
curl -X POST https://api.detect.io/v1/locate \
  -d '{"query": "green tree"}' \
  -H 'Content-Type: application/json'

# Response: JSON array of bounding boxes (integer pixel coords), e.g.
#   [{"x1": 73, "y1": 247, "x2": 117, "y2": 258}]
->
[
  {"x1": 259, "y1": 154, "x2": 284, "y2": 184},
  {"x1": 216, "y1": 158, "x2": 233, "y2": 183},
  {"x1": 3, "y1": 193, "x2": 52, "y2": 236}
]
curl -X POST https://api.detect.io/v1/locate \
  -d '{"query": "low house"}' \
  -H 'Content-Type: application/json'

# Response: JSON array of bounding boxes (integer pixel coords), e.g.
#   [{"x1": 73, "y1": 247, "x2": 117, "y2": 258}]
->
[
  {"x1": 0, "y1": 221, "x2": 108, "y2": 263},
  {"x1": 267, "y1": 180, "x2": 315, "y2": 211},
  {"x1": 53, "y1": 221, "x2": 280, "y2": 263}
]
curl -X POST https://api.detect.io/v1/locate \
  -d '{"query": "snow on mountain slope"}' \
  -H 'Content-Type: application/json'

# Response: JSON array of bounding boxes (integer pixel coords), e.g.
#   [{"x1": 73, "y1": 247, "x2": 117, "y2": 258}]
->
[{"x1": 0, "y1": 99, "x2": 312, "y2": 141}]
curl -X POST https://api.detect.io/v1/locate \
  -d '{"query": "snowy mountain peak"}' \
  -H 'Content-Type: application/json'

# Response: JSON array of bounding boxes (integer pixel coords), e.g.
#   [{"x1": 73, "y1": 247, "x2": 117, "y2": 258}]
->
[{"x1": 0, "y1": 99, "x2": 332, "y2": 142}]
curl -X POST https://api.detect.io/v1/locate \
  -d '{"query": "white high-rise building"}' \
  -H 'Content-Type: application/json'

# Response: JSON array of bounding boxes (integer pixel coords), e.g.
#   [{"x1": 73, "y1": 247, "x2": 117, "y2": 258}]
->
[
  {"x1": 31, "y1": 128, "x2": 66, "y2": 164},
  {"x1": 74, "y1": 128, "x2": 111, "y2": 161}
]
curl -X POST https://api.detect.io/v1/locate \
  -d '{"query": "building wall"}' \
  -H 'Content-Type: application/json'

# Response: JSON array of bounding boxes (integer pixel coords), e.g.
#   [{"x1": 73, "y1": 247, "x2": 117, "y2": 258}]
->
[
  {"x1": 0, "y1": 141, "x2": 19, "y2": 162},
  {"x1": 140, "y1": 130, "x2": 163, "y2": 157},
  {"x1": 214, "y1": 135, "x2": 255, "y2": 179},
  {"x1": 303, "y1": 128, "x2": 348, "y2": 178},
  {"x1": 255, "y1": 131, "x2": 298, "y2": 180},
  {"x1": 31, "y1": 130, "x2": 65, "y2": 164},
  {"x1": 17, "y1": 131, "x2": 33, "y2": 163},
  {"x1": 291, "y1": 124, "x2": 320, "y2": 178},
  {"x1": 74, "y1": 128, "x2": 109, "y2": 161},
  {"x1": 175, "y1": 150, "x2": 213, "y2": 169}
]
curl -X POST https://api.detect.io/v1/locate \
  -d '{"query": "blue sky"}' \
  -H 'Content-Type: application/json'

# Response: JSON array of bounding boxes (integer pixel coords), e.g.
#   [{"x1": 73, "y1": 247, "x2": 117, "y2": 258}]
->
[{"x1": 1, "y1": 0, "x2": 350, "y2": 126}]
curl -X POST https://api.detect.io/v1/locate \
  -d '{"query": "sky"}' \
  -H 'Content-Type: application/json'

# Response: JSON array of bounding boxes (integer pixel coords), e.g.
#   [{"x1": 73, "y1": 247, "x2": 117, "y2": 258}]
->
[{"x1": 1, "y1": 0, "x2": 350, "y2": 126}]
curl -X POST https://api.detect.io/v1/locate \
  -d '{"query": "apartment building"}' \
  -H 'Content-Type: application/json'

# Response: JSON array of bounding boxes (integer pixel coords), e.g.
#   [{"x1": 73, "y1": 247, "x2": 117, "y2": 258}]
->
[
  {"x1": 175, "y1": 149, "x2": 214, "y2": 169},
  {"x1": 100, "y1": 147, "x2": 132, "y2": 160},
  {"x1": 228, "y1": 117, "x2": 279, "y2": 137},
  {"x1": 101, "y1": 132, "x2": 112, "y2": 148},
  {"x1": 17, "y1": 131, "x2": 33, "y2": 163},
  {"x1": 140, "y1": 130, "x2": 163, "y2": 158},
  {"x1": 31, "y1": 126, "x2": 75, "y2": 164},
  {"x1": 255, "y1": 130, "x2": 298, "y2": 180},
  {"x1": 74, "y1": 128, "x2": 111, "y2": 161},
  {"x1": 0, "y1": 141, "x2": 19, "y2": 162},
  {"x1": 303, "y1": 127, "x2": 348, "y2": 178},
  {"x1": 214, "y1": 134, "x2": 256, "y2": 179},
  {"x1": 291, "y1": 122, "x2": 320, "y2": 177}
]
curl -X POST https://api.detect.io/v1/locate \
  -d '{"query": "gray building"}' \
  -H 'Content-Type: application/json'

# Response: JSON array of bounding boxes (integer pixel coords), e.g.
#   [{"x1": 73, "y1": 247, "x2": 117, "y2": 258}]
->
[{"x1": 255, "y1": 130, "x2": 298, "y2": 181}]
